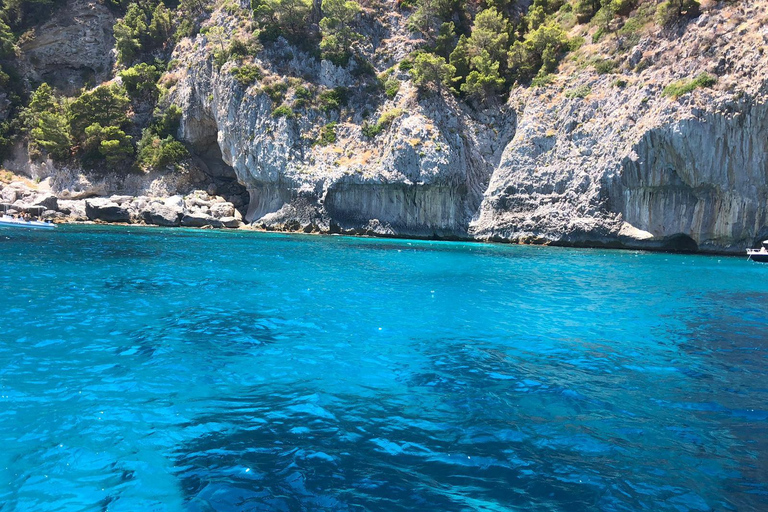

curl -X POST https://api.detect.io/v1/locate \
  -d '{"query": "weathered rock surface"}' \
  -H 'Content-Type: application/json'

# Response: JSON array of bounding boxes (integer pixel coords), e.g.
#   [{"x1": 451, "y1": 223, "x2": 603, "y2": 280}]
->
[
  {"x1": 163, "y1": 1, "x2": 767, "y2": 252},
  {"x1": 143, "y1": 202, "x2": 183, "y2": 227},
  {"x1": 85, "y1": 198, "x2": 131, "y2": 223},
  {"x1": 18, "y1": 0, "x2": 115, "y2": 94},
  {"x1": 0, "y1": 181, "x2": 245, "y2": 228},
  {"x1": 171, "y1": 9, "x2": 512, "y2": 240},
  {"x1": 471, "y1": 2, "x2": 768, "y2": 253},
  {"x1": 2, "y1": 0, "x2": 766, "y2": 253},
  {"x1": 181, "y1": 212, "x2": 221, "y2": 228}
]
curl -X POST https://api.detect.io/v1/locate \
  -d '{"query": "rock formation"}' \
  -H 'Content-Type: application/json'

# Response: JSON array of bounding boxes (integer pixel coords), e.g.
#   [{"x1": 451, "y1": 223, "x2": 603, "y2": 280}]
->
[{"x1": 2, "y1": 0, "x2": 767, "y2": 253}]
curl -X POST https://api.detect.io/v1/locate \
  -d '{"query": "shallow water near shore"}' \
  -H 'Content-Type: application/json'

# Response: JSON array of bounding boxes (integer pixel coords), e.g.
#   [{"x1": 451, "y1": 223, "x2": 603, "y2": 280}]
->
[{"x1": 0, "y1": 225, "x2": 766, "y2": 511}]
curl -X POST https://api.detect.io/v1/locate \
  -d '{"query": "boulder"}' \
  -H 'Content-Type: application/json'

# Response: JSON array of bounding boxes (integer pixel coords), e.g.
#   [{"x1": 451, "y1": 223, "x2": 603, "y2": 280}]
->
[
  {"x1": 1, "y1": 187, "x2": 17, "y2": 203},
  {"x1": 220, "y1": 216, "x2": 241, "y2": 228},
  {"x1": 210, "y1": 202, "x2": 235, "y2": 219},
  {"x1": 164, "y1": 195, "x2": 184, "y2": 209},
  {"x1": 109, "y1": 195, "x2": 133, "y2": 205},
  {"x1": 58, "y1": 199, "x2": 87, "y2": 220},
  {"x1": 185, "y1": 196, "x2": 212, "y2": 209},
  {"x1": 181, "y1": 212, "x2": 222, "y2": 228},
  {"x1": 85, "y1": 198, "x2": 131, "y2": 222},
  {"x1": 143, "y1": 203, "x2": 182, "y2": 227},
  {"x1": 12, "y1": 201, "x2": 46, "y2": 215},
  {"x1": 41, "y1": 209, "x2": 63, "y2": 221},
  {"x1": 32, "y1": 193, "x2": 58, "y2": 211}
]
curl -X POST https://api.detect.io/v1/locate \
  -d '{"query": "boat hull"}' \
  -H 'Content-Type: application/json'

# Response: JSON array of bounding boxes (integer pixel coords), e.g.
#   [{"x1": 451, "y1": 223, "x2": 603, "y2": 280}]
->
[
  {"x1": 747, "y1": 251, "x2": 768, "y2": 263},
  {"x1": 0, "y1": 218, "x2": 56, "y2": 230}
]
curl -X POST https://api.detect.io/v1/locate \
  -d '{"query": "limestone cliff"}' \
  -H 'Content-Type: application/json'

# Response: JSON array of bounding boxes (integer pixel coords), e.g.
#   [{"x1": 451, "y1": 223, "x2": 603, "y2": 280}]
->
[
  {"x1": 169, "y1": 9, "x2": 514, "y2": 238},
  {"x1": 162, "y1": 0, "x2": 766, "y2": 251},
  {"x1": 2, "y1": 0, "x2": 767, "y2": 253},
  {"x1": 472, "y1": 3, "x2": 768, "y2": 253}
]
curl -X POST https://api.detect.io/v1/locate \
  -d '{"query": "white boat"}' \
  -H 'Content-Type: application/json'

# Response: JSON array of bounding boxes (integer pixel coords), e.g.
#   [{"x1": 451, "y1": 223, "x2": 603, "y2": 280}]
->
[
  {"x1": 747, "y1": 241, "x2": 768, "y2": 262},
  {"x1": 0, "y1": 214, "x2": 56, "y2": 230}
]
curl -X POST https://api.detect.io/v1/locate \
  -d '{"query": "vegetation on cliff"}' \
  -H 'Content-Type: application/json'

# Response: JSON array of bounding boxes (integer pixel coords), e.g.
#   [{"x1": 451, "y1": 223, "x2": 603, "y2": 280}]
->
[{"x1": 0, "y1": 0, "x2": 742, "y2": 172}]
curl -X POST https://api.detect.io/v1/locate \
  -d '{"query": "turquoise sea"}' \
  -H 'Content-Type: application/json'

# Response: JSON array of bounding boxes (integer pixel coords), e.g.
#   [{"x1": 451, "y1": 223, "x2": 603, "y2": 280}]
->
[{"x1": 0, "y1": 225, "x2": 766, "y2": 511}]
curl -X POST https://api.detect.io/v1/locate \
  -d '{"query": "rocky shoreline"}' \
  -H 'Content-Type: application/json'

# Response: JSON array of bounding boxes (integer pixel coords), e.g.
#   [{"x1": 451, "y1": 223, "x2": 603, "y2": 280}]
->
[
  {"x1": 4, "y1": 175, "x2": 751, "y2": 256},
  {"x1": 1, "y1": 178, "x2": 245, "y2": 229}
]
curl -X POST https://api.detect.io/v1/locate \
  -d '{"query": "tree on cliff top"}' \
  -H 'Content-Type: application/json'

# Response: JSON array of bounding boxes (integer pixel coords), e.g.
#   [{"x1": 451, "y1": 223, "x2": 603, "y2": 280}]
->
[
  {"x1": 114, "y1": 1, "x2": 174, "y2": 65},
  {"x1": 319, "y1": 0, "x2": 362, "y2": 65},
  {"x1": 410, "y1": 52, "x2": 456, "y2": 95},
  {"x1": 252, "y1": 0, "x2": 313, "y2": 43}
]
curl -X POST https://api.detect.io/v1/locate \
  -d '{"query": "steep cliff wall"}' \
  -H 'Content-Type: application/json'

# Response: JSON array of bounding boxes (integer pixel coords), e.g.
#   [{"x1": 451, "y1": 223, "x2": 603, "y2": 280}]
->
[
  {"x1": 170, "y1": 12, "x2": 515, "y2": 237},
  {"x1": 2, "y1": 0, "x2": 766, "y2": 253},
  {"x1": 163, "y1": 0, "x2": 768, "y2": 251},
  {"x1": 617, "y1": 101, "x2": 768, "y2": 251},
  {"x1": 19, "y1": 0, "x2": 116, "y2": 94},
  {"x1": 472, "y1": 2, "x2": 768, "y2": 252}
]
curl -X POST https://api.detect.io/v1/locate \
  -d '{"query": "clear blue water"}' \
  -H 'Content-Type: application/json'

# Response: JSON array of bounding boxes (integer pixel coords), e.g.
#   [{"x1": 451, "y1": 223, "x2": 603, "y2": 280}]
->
[{"x1": 0, "y1": 225, "x2": 766, "y2": 512}]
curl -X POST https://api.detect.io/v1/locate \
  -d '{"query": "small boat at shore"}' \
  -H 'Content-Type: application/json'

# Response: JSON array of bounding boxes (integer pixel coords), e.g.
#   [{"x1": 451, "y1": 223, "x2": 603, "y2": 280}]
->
[
  {"x1": 0, "y1": 214, "x2": 56, "y2": 230},
  {"x1": 747, "y1": 241, "x2": 768, "y2": 262}
]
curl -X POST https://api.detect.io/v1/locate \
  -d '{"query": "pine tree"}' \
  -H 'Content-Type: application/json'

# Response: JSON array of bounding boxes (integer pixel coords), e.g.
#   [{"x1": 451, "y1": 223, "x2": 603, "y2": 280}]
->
[
  {"x1": 319, "y1": 0, "x2": 362, "y2": 65},
  {"x1": 410, "y1": 53, "x2": 456, "y2": 94},
  {"x1": 461, "y1": 50, "x2": 505, "y2": 101},
  {"x1": 68, "y1": 85, "x2": 130, "y2": 139}
]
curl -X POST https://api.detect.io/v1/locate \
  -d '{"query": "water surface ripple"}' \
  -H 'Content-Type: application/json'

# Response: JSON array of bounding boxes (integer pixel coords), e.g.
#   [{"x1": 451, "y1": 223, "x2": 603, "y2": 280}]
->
[{"x1": 0, "y1": 226, "x2": 766, "y2": 511}]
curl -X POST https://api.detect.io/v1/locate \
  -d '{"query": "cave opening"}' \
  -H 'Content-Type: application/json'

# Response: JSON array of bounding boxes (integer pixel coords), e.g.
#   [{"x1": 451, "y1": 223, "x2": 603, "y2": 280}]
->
[
  {"x1": 662, "y1": 234, "x2": 699, "y2": 253},
  {"x1": 185, "y1": 115, "x2": 249, "y2": 215}
]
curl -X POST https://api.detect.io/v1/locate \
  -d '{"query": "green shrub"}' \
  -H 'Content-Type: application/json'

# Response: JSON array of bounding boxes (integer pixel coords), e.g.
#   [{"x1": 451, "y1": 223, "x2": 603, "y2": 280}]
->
[
  {"x1": 612, "y1": 77, "x2": 628, "y2": 88},
  {"x1": 152, "y1": 105, "x2": 182, "y2": 138},
  {"x1": 271, "y1": 104, "x2": 294, "y2": 118},
  {"x1": 262, "y1": 80, "x2": 289, "y2": 103},
  {"x1": 531, "y1": 73, "x2": 554, "y2": 88},
  {"x1": 383, "y1": 77, "x2": 400, "y2": 99},
  {"x1": 593, "y1": 58, "x2": 617, "y2": 74},
  {"x1": 291, "y1": 84, "x2": 313, "y2": 109},
  {"x1": 592, "y1": 27, "x2": 605, "y2": 43},
  {"x1": 228, "y1": 35, "x2": 262, "y2": 60},
  {"x1": 361, "y1": 122, "x2": 381, "y2": 138},
  {"x1": 318, "y1": 87, "x2": 348, "y2": 112},
  {"x1": 295, "y1": 85, "x2": 312, "y2": 100},
  {"x1": 378, "y1": 108, "x2": 403, "y2": 126},
  {"x1": 398, "y1": 57, "x2": 414, "y2": 72},
  {"x1": 362, "y1": 108, "x2": 403, "y2": 138},
  {"x1": 317, "y1": 122, "x2": 337, "y2": 145},
  {"x1": 662, "y1": 72, "x2": 716, "y2": 98},
  {"x1": 119, "y1": 63, "x2": 161, "y2": 98},
  {"x1": 82, "y1": 123, "x2": 134, "y2": 168},
  {"x1": 228, "y1": 38, "x2": 249, "y2": 59},
  {"x1": 565, "y1": 85, "x2": 591, "y2": 98},
  {"x1": 231, "y1": 64, "x2": 263, "y2": 87},
  {"x1": 137, "y1": 129, "x2": 189, "y2": 170},
  {"x1": 508, "y1": 21, "x2": 571, "y2": 84}
]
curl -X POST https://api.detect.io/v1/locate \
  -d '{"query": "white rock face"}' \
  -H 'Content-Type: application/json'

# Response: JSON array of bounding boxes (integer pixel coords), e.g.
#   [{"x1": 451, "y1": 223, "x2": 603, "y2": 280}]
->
[
  {"x1": 171, "y1": 34, "x2": 510, "y2": 237},
  {"x1": 164, "y1": 1, "x2": 768, "y2": 252},
  {"x1": 8, "y1": 0, "x2": 763, "y2": 251}
]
